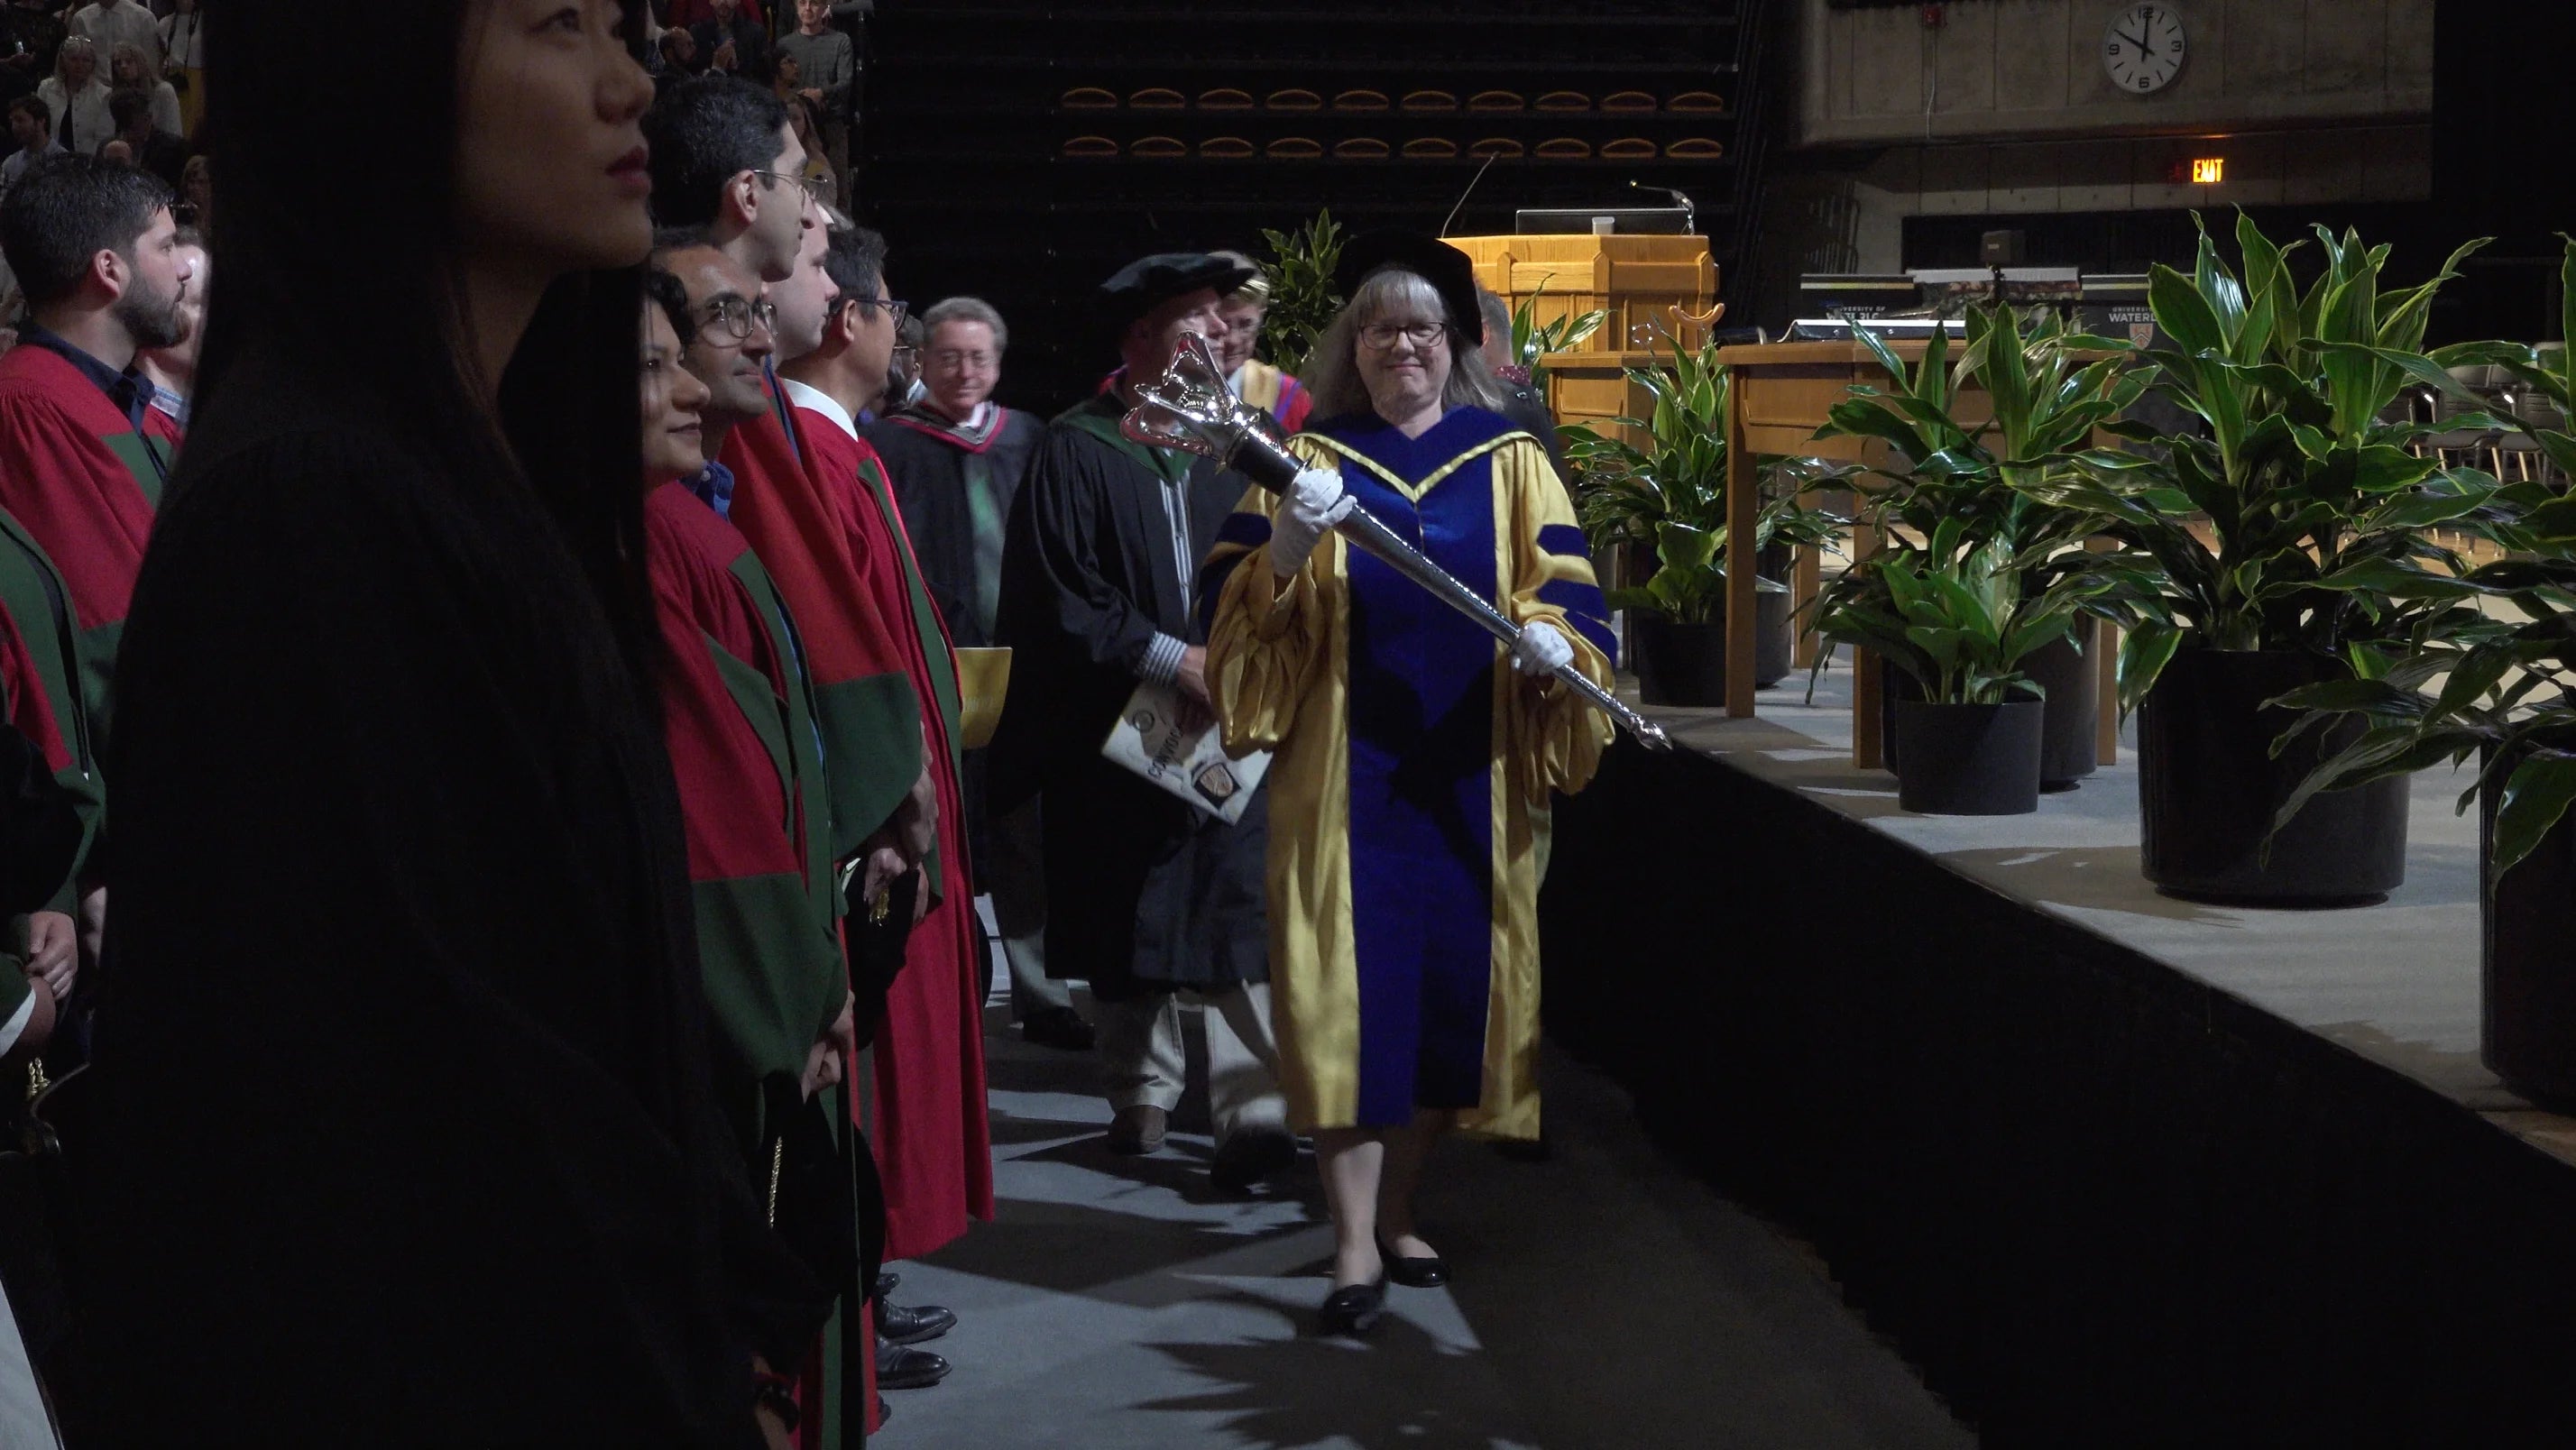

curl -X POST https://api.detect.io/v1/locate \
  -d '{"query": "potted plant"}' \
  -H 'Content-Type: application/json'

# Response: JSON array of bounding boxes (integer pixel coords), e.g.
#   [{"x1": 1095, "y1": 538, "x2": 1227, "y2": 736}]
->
[
  {"x1": 1814, "y1": 304, "x2": 2151, "y2": 788},
  {"x1": 2266, "y1": 239, "x2": 2576, "y2": 1098},
  {"x1": 1254, "y1": 208, "x2": 1346, "y2": 375},
  {"x1": 2019, "y1": 214, "x2": 2508, "y2": 902},
  {"x1": 1562, "y1": 340, "x2": 1844, "y2": 704},
  {"x1": 1506, "y1": 280, "x2": 1607, "y2": 394}
]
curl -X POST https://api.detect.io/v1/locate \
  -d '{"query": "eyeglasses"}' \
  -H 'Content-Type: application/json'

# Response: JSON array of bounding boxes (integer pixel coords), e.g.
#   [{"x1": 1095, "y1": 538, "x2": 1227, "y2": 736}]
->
[
  {"x1": 928, "y1": 350, "x2": 996, "y2": 370},
  {"x1": 750, "y1": 169, "x2": 831, "y2": 212},
  {"x1": 1359, "y1": 321, "x2": 1449, "y2": 350},
  {"x1": 845, "y1": 296, "x2": 909, "y2": 329},
  {"x1": 696, "y1": 295, "x2": 777, "y2": 342}
]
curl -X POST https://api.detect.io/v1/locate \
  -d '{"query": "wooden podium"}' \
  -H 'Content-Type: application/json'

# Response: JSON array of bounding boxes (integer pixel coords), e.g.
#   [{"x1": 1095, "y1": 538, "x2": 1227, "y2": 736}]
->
[
  {"x1": 1448, "y1": 232, "x2": 1716, "y2": 367},
  {"x1": 1715, "y1": 339, "x2": 2121, "y2": 769}
]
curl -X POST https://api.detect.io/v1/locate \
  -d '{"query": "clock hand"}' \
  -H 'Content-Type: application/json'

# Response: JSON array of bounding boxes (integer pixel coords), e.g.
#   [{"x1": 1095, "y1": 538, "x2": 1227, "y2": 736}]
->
[{"x1": 2120, "y1": 25, "x2": 2150, "y2": 51}]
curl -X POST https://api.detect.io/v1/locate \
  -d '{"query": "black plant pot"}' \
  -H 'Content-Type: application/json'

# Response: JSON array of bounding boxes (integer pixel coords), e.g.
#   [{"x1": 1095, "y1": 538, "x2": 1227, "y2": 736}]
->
[
  {"x1": 2137, "y1": 647, "x2": 2410, "y2": 904},
  {"x1": 1631, "y1": 555, "x2": 1795, "y2": 705},
  {"x1": 2028, "y1": 622, "x2": 2100, "y2": 790},
  {"x1": 2480, "y1": 748, "x2": 2576, "y2": 1106},
  {"x1": 1892, "y1": 697, "x2": 2044, "y2": 815},
  {"x1": 1879, "y1": 626, "x2": 2097, "y2": 789}
]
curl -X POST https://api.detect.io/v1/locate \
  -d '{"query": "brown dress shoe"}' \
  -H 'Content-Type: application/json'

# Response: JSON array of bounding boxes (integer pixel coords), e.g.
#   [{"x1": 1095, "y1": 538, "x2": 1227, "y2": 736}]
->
[{"x1": 1104, "y1": 1104, "x2": 1168, "y2": 1154}]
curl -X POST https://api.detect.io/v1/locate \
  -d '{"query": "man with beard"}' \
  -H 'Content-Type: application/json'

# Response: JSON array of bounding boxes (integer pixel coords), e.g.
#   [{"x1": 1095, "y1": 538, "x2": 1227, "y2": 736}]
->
[{"x1": 0, "y1": 153, "x2": 190, "y2": 744}]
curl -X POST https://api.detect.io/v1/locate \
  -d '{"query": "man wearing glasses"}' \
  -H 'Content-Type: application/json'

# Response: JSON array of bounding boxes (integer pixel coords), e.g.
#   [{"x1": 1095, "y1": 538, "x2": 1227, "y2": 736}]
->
[
  {"x1": 863, "y1": 298, "x2": 1079, "y2": 1052},
  {"x1": 990, "y1": 253, "x2": 1296, "y2": 1192},
  {"x1": 655, "y1": 243, "x2": 777, "y2": 519}
]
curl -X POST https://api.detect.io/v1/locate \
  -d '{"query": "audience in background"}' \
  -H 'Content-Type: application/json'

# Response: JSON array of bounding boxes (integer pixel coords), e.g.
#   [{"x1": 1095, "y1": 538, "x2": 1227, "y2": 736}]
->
[
  {"x1": 106, "y1": 40, "x2": 173, "y2": 137},
  {"x1": 36, "y1": 35, "x2": 105, "y2": 156},
  {"x1": 690, "y1": 0, "x2": 772, "y2": 88},
  {"x1": 2, "y1": 94, "x2": 60, "y2": 197},
  {"x1": 174, "y1": 146, "x2": 203, "y2": 225},
  {"x1": 666, "y1": 0, "x2": 768, "y2": 29},
  {"x1": 777, "y1": 0, "x2": 855, "y2": 206},
  {"x1": 67, "y1": 0, "x2": 154, "y2": 76},
  {"x1": 102, "y1": 87, "x2": 180, "y2": 188},
  {"x1": 157, "y1": 0, "x2": 200, "y2": 137},
  {"x1": 2, "y1": 3, "x2": 70, "y2": 108}
]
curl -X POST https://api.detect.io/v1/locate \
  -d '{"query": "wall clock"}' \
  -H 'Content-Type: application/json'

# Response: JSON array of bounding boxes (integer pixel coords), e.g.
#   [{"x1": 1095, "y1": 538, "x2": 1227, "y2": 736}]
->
[{"x1": 2102, "y1": 5, "x2": 2187, "y2": 95}]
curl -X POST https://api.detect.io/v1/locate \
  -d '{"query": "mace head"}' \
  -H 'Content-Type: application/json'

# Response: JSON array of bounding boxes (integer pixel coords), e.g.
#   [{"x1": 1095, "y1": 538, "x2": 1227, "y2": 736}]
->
[{"x1": 1119, "y1": 333, "x2": 1281, "y2": 460}]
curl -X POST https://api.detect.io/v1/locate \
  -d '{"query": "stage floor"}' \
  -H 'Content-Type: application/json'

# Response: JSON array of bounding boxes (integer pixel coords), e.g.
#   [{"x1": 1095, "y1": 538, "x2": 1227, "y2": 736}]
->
[{"x1": 1639, "y1": 660, "x2": 2576, "y2": 1170}]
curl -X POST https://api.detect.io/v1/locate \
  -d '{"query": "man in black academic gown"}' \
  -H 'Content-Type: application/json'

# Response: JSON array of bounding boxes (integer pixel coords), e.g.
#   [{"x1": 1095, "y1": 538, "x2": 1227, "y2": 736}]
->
[
  {"x1": 863, "y1": 297, "x2": 1091, "y2": 1054},
  {"x1": 989, "y1": 253, "x2": 1295, "y2": 1190}
]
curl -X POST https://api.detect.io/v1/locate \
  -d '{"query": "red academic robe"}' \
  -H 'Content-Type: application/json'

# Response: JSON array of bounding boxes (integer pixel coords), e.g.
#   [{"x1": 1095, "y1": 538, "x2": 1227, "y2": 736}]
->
[
  {"x1": 722, "y1": 389, "x2": 993, "y2": 1268},
  {"x1": 645, "y1": 482, "x2": 875, "y2": 1448},
  {"x1": 0, "y1": 342, "x2": 177, "y2": 742},
  {"x1": 796, "y1": 399, "x2": 994, "y2": 1266}
]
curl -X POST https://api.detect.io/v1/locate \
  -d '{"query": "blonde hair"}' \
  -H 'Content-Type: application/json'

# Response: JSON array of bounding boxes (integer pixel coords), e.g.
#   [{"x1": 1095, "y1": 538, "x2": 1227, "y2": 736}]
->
[
  {"x1": 110, "y1": 41, "x2": 152, "y2": 87},
  {"x1": 55, "y1": 36, "x2": 98, "y2": 86},
  {"x1": 1305, "y1": 266, "x2": 1514, "y2": 421},
  {"x1": 1209, "y1": 249, "x2": 1272, "y2": 307}
]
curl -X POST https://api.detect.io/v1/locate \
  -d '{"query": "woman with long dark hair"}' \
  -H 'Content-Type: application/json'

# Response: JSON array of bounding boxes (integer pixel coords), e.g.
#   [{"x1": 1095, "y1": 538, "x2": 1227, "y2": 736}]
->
[{"x1": 68, "y1": 3, "x2": 827, "y2": 1443}]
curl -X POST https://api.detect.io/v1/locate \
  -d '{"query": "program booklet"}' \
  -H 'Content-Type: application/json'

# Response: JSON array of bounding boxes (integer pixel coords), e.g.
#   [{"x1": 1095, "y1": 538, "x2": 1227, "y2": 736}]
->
[{"x1": 1100, "y1": 679, "x2": 1271, "y2": 824}]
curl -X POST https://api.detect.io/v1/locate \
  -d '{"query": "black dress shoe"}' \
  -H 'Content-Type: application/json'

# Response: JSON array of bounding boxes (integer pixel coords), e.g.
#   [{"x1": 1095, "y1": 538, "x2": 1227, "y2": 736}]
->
[
  {"x1": 1376, "y1": 1234, "x2": 1449, "y2": 1289},
  {"x1": 1316, "y1": 1279, "x2": 1386, "y2": 1337},
  {"x1": 876, "y1": 1339, "x2": 951, "y2": 1390},
  {"x1": 879, "y1": 1301, "x2": 957, "y2": 1346},
  {"x1": 873, "y1": 1271, "x2": 899, "y2": 1300},
  {"x1": 1021, "y1": 1005, "x2": 1095, "y2": 1051},
  {"x1": 1210, "y1": 1128, "x2": 1299, "y2": 1190}
]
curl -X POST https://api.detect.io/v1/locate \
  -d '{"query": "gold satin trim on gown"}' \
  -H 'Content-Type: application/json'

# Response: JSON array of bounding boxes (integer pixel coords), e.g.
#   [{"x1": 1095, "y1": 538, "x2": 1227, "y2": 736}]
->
[{"x1": 1203, "y1": 431, "x2": 1613, "y2": 1141}]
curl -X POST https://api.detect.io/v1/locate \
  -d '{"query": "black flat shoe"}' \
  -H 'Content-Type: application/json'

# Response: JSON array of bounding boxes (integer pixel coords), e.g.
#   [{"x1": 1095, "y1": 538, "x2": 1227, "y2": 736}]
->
[
  {"x1": 1376, "y1": 1234, "x2": 1448, "y2": 1289},
  {"x1": 873, "y1": 1271, "x2": 900, "y2": 1300},
  {"x1": 1210, "y1": 1129, "x2": 1299, "y2": 1191},
  {"x1": 879, "y1": 1301, "x2": 957, "y2": 1345},
  {"x1": 1316, "y1": 1278, "x2": 1386, "y2": 1337},
  {"x1": 875, "y1": 1340, "x2": 951, "y2": 1390}
]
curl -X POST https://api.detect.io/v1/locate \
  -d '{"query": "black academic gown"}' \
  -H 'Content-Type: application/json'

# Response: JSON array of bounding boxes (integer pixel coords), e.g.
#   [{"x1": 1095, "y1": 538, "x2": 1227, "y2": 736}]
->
[
  {"x1": 989, "y1": 393, "x2": 1268, "y2": 1003},
  {"x1": 65, "y1": 358, "x2": 826, "y2": 1446},
  {"x1": 865, "y1": 404, "x2": 1044, "y2": 882}
]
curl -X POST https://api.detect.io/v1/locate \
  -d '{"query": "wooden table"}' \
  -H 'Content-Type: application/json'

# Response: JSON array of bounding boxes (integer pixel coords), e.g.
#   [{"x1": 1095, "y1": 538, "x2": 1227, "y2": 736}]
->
[{"x1": 1716, "y1": 339, "x2": 2121, "y2": 769}]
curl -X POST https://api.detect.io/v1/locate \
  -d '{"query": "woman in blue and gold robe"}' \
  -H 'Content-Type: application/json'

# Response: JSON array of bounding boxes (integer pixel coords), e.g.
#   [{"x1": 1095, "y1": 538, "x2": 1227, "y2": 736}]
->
[{"x1": 1199, "y1": 233, "x2": 1616, "y2": 1335}]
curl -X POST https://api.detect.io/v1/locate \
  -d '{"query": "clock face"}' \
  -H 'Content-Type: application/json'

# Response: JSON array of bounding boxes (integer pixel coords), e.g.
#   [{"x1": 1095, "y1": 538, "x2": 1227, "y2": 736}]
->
[{"x1": 2103, "y1": 5, "x2": 2187, "y2": 95}]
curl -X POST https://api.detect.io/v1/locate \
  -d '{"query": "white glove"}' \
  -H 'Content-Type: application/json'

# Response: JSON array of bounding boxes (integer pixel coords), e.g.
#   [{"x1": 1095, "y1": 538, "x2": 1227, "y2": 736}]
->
[
  {"x1": 1270, "y1": 468, "x2": 1355, "y2": 578},
  {"x1": 1511, "y1": 619, "x2": 1575, "y2": 676}
]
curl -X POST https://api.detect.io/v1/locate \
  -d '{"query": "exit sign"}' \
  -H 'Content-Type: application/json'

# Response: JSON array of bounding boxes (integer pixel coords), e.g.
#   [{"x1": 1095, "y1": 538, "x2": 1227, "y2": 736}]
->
[{"x1": 2191, "y1": 156, "x2": 2225, "y2": 183}]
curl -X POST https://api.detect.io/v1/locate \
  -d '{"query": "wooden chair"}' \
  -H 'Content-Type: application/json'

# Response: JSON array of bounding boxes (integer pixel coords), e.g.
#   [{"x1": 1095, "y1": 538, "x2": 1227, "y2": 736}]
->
[
  {"x1": 1198, "y1": 87, "x2": 1254, "y2": 110},
  {"x1": 1333, "y1": 88, "x2": 1390, "y2": 112},
  {"x1": 1535, "y1": 137, "x2": 1593, "y2": 160},
  {"x1": 1402, "y1": 89, "x2": 1459, "y2": 113},
  {"x1": 1665, "y1": 137, "x2": 1725, "y2": 160},
  {"x1": 1601, "y1": 137, "x2": 1656, "y2": 161},
  {"x1": 1266, "y1": 87, "x2": 1322, "y2": 111},
  {"x1": 1535, "y1": 90, "x2": 1591, "y2": 112},
  {"x1": 1061, "y1": 135, "x2": 1118, "y2": 157},
  {"x1": 1127, "y1": 87, "x2": 1184, "y2": 109},
  {"x1": 1467, "y1": 89, "x2": 1526, "y2": 113},
  {"x1": 1334, "y1": 136, "x2": 1390, "y2": 160},
  {"x1": 1266, "y1": 136, "x2": 1324, "y2": 159},
  {"x1": 1669, "y1": 90, "x2": 1726, "y2": 114},
  {"x1": 1602, "y1": 89, "x2": 1658, "y2": 114},
  {"x1": 1467, "y1": 136, "x2": 1527, "y2": 159},
  {"x1": 1201, "y1": 135, "x2": 1255, "y2": 159},
  {"x1": 1129, "y1": 134, "x2": 1187, "y2": 158},
  {"x1": 1060, "y1": 87, "x2": 1117, "y2": 110},
  {"x1": 1402, "y1": 136, "x2": 1460, "y2": 160}
]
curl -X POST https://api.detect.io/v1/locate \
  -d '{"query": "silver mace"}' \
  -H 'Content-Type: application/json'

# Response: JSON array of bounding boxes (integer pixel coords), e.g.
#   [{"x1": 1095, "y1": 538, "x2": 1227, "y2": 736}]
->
[{"x1": 1123, "y1": 335, "x2": 1671, "y2": 752}]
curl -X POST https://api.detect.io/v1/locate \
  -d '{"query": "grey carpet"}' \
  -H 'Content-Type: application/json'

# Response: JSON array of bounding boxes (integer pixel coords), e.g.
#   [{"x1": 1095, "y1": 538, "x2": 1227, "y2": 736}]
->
[{"x1": 879, "y1": 990, "x2": 1976, "y2": 1449}]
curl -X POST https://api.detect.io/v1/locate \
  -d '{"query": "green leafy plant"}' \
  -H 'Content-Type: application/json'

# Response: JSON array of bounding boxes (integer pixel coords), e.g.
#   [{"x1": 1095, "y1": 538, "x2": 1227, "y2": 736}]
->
[
  {"x1": 2009, "y1": 212, "x2": 2515, "y2": 714},
  {"x1": 1560, "y1": 338, "x2": 1845, "y2": 625},
  {"x1": 1507, "y1": 279, "x2": 1607, "y2": 393},
  {"x1": 1255, "y1": 210, "x2": 1347, "y2": 377},
  {"x1": 2260, "y1": 236, "x2": 2576, "y2": 877},
  {"x1": 1806, "y1": 304, "x2": 2157, "y2": 704}
]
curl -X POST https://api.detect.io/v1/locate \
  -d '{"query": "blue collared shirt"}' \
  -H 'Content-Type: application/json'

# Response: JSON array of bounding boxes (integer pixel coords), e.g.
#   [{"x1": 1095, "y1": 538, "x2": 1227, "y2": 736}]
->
[
  {"x1": 688, "y1": 460, "x2": 737, "y2": 519},
  {"x1": 14, "y1": 322, "x2": 154, "y2": 435}
]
